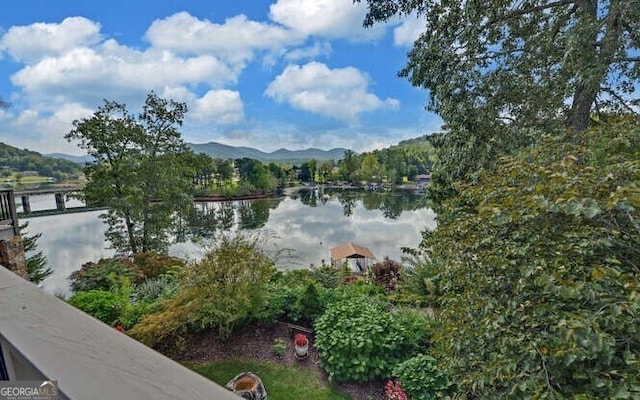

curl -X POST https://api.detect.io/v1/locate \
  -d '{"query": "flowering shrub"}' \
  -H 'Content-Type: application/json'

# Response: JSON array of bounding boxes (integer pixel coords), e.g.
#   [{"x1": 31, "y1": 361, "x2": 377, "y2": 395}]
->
[
  {"x1": 385, "y1": 380, "x2": 408, "y2": 400},
  {"x1": 294, "y1": 333, "x2": 308, "y2": 346}
]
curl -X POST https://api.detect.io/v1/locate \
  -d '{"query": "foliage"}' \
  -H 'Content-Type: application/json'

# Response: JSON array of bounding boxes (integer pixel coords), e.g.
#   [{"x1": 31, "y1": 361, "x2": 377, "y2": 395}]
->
[
  {"x1": 20, "y1": 222, "x2": 53, "y2": 284},
  {"x1": 392, "y1": 354, "x2": 455, "y2": 400},
  {"x1": 357, "y1": 0, "x2": 640, "y2": 198},
  {"x1": 314, "y1": 296, "x2": 429, "y2": 382},
  {"x1": 294, "y1": 333, "x2": 308, "y2": 347},
  {"x1": 132, "y1": 251, "x2": 184, "y2": 279},
  {"x1": 385, "y1": 380, "x2": 408, "y2": 400},
  {"x1": 371, "y1": 257, "x2": 402, "y2": 292},
  {"x1": 69, "y1": 257, "x2": 144, "y2": 293},
  {"x1": 189, "y1": 360, "x2": 351, "y2": 400},
  {"x1": 311, "y1": 262, "x2": 342, "y2": 289},
  {"x1": 68, "y1": 290, "x2": 126, "y2": 326},
  {"x1": 129, "y1": 234, "x2": 276, "y2": 345},
  {"x1": 272, "y1": 338, "x2": 287, "y2": 357},
  {"x1": 66, "y1": 92, "x2": 195, "y2": 254},
  {"x1": 421, "y1": 119, "x2": 640, "y2": 398},
  {"x1": 135, "y1": 275, "x2": 179, "y2": 303},
  {"x1": 296, "y1": 282, "x2": 324, "y2": 323}
]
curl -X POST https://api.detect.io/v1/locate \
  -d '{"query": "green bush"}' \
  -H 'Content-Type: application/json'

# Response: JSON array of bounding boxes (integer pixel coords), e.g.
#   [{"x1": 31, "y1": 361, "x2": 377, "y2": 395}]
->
[
  {"x1": 393, "y1": 354, "x2": 455, "y2": 400},
  {"x1": 311, "y1": 262, "x2": 342, "y2": 288},
  {"x1": 135, "y1": 275, "x2": 179, "y2": 303},
  {"x1": 69, "y1": 257, "x2": 143, "y2": 293},
  {"x1": 423, "y1": 119, "x2": 640, "y2": 397},
  {"x1": 68, "y1": 290, "x2": 126, "y2": 326},
  {"x1": 314, "y1": 296, "x2": 429, "y2": 382},
  {"x1": 129, "y1": 234, "x2": 276, "y2": 345}
]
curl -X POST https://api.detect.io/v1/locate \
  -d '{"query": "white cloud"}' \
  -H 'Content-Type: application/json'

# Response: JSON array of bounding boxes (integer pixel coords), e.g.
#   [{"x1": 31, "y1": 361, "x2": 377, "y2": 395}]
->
[
  {"x1": 393, "y1": 13, "x2": 424, "y2": 46},
  {"x1": 284, "y1": 41, "x2": 332, "y2": 62},
  {"x1": 269, "y1": 0, "x2": 385, "y2": 41},
  {"x1": 191, "y1": 89, "x2": 244, "y2": 123},
  {"x1": 145, "y1": 12, "x2": 300, "y2": 65},
  {"x1": 265, "y1": 62, "x2": 399, "y2": 120},
  {"x1": 11, "y1": 41, "x2": 236, "y2": 101},
  {"x1": 0, "y1": 17, "x2": 101, "y2": 63}
]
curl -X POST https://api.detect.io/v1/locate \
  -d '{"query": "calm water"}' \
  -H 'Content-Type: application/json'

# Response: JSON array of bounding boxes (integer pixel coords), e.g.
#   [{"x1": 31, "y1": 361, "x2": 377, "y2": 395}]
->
[{"x1": 22, "y1": 189, "x2": 436, "y2": 296}]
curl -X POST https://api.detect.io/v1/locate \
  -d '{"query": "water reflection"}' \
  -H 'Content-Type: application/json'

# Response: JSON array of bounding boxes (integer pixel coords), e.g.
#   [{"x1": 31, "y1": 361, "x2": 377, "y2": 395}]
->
[{"x1": 25, "y1": 190, "x2": 435, "y2": 296}]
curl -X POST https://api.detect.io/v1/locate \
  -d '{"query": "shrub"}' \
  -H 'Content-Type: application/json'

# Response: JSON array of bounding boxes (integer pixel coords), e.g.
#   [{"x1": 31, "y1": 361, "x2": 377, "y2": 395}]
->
[
  {"x1": 69, "y1": 257, "x2": 143, "y2": 293},
  {"x1": 135, "y1": 275, "x2": 179, "y2": 303},
  {"x1": 371, "y1": 257, "x2": 402, "y2": 292},
  {"x1": 132, "y1": 252, "x2": 184, "y2": 279},
  {"x1": 311, "y1": 262, "x2": 342, "y2": 288},
  {"x1": 314, "y1": 296, "x2": 429, "y2": 382},
  {"x1": 272, "y1": 338, "x2": 287, "y2": 356},
  {"x1": 130, "y1": 234, "x2": 276, "y2": 345},
  {"x1": 68, "y1": 290, "x2": 126, "y2": 326},
  {"x1": 423, "y1": 120, "x2": 640, "y2": 397},
  {"x1": 392, "y1": 354, "x2": 455, "y2": 400},
  {"x1": 295, "y1": 282, "x2": 324, "y2": 324}
]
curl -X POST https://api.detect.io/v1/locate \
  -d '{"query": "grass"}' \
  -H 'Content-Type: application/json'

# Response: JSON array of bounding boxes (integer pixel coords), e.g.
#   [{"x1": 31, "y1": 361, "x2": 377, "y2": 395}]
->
[{"x1": 187, "y1": 359, "x2": 351, "y2": 400}]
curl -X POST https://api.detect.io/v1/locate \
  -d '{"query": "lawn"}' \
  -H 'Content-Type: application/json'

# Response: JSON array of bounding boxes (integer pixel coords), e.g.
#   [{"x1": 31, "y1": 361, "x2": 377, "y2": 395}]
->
[{"x1": 187, "y1": 359, "x2": 351, "y2": 400}]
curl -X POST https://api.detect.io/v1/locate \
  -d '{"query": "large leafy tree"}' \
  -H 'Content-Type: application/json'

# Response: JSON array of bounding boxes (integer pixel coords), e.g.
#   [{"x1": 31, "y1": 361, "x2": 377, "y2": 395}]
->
[
  {"x1": 418, "y1": 118, "x2": 640, "y2": 398},
  {"x1": 66, "y1": 92, "x2": 194, "y2": 254},
  {"x1": 357, "y1": 0, "x2": 640, "y2": 190}
]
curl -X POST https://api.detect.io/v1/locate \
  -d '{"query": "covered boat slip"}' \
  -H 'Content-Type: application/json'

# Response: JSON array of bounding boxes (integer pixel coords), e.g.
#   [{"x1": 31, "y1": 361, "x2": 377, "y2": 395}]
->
[{"x1": 330, "y1": 242, "x2": 376, "y2": 272}]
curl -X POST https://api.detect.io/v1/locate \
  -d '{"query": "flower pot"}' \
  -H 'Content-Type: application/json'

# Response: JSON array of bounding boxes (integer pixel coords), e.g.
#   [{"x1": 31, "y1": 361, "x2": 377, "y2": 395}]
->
[{"x1": 295, "y1": 343, "x2": 309, "y2": 358}]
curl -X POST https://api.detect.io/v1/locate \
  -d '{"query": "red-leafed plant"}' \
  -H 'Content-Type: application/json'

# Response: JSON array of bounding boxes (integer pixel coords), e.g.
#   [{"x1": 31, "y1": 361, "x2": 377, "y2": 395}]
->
[
  {"x1": 294, "y1": 333, "x2": 308, "y2": 346},
  {"x1": 385, "y1": 380, "x2": 407, "y2": 400}
]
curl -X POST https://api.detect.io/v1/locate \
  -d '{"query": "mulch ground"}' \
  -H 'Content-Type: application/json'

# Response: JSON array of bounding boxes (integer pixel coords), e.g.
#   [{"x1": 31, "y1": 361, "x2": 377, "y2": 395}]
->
[{"x1": 168, "y1": 322, "x2": 386, "y2": 400}]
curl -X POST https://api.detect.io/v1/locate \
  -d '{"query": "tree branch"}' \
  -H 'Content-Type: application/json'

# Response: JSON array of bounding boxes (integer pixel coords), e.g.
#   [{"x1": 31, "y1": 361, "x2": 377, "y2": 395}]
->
[{"x1": 486, "y1": 0, "x2": 575, "y2": 27}]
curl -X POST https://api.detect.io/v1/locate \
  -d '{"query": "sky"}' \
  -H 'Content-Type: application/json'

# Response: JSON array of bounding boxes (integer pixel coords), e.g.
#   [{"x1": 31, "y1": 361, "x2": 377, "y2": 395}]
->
[{"x1": 0, "y1": 0, "x2": 441, "y2": 156}]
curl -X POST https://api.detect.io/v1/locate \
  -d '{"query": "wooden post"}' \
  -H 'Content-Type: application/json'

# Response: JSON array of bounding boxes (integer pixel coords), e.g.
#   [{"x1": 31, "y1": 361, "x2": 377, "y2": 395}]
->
[
  {"x1": 21, "y1": 195, "x2": 30, "y2": 215},
  {"x1": 55, "y1": 192, "x2": 65, "y2": 211}
]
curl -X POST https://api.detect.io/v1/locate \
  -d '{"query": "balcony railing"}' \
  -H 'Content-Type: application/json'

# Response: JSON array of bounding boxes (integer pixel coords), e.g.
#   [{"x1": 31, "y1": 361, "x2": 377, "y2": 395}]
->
[
  {"x1": 0, "y1": 267, "x2": 239, "y2": 399},
  {"x1": 0, "y1": 189, "x2": 19, "y2": 240}
]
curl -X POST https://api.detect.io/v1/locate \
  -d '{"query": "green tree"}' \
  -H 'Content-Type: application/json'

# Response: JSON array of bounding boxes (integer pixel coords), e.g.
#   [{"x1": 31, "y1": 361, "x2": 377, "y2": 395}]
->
[
  {"x1": 358, "y1": 0, "x2": 640, "y2": 194},
  {"x1": 66, "y1": 92, "x2": 194, "y2": 254},
  {"x1": 416, "y1": 119, "x2": 640, "y2": 398},
  {"x1": 360, "y1": 153, "x2": 381, "y2": 182},
  {"x1": 21, "y1": 222, "x2": 53, "y2": 284},
  {"x1": 339, "y1": 150, "x2": 359, "y2": 183}
]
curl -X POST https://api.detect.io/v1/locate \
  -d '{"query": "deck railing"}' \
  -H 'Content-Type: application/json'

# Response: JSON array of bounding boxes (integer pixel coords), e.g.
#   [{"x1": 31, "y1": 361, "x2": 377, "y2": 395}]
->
[
  {"x1": 0, "y1": 267, "x2": 239, "y2": 399},
  {"x1": 0, "y1": 189, "x2": 19, "y2": 239}
]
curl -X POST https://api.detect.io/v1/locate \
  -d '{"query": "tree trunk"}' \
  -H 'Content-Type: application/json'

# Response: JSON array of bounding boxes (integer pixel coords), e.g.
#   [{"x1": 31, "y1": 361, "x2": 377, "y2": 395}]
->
[{"x1": 566, "y1": 84, "x2": 598, "y2": 132}]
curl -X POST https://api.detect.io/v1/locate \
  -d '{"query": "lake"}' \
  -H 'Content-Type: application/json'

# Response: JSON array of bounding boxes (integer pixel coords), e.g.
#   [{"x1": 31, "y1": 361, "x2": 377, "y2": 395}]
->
[{"x1": 22, "y1": 188, "x2": 436, "y2": 296}]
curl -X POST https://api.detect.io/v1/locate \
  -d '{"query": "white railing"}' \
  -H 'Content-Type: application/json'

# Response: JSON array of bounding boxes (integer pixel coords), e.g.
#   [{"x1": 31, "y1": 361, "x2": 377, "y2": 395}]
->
[{"x1": 0, "y1": 267, "x2": 239, "y2": 399}]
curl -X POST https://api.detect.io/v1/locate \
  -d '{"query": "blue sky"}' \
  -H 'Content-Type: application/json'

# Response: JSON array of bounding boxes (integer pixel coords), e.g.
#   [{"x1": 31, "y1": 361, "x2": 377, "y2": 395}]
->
[{"x1": 0, "y1": 0, "x2": 441, "y2": 155}]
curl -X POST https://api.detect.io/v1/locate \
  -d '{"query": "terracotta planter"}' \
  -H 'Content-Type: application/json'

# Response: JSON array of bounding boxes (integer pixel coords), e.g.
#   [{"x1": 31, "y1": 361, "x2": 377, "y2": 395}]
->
[{"x1": 225, "y1": 372, "x2": 267, "y2": 400}]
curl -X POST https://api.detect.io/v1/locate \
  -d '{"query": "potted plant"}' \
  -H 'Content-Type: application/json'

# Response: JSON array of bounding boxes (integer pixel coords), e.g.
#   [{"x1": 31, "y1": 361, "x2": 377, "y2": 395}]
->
[{"x1": 294, "y1": 333, "x2": 309, "y2": 359}]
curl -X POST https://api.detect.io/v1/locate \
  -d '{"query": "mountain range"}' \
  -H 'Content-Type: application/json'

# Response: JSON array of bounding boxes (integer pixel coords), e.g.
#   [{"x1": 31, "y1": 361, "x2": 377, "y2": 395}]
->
[
  {"x1": 187, "y1": 142, "x2": 348, "y2": 163},
  {"x1": 45, "y1": 142, "x2": 349, "y2": 164}
]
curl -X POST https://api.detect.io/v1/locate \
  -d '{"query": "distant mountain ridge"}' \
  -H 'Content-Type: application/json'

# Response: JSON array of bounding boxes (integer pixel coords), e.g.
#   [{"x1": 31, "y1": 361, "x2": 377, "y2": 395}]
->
[
  {"x1": 187, "y1": 142, "x2": 349, "y2": 162},
  {"x1": 45, "y1": 142, "x2": 350, "y2": 164}
]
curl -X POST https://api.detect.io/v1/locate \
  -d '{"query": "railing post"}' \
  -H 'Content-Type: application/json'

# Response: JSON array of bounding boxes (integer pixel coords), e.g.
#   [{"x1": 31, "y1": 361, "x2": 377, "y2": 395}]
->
[
  {"x1": 55, "y1": 192, "x2": 65, "y2": 211},
  {"x1": 21, "y1": 195, "x2": 31, "y2": 215},
  {"x1": 8, "y1": 191, "x2": 19, "y2": 236}
]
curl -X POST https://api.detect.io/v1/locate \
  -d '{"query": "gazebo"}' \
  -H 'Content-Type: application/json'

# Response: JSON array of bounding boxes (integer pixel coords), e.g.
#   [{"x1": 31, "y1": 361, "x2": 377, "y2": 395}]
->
[{"x1": 330, "y1": 242, "x2": 377, "y2": 272}]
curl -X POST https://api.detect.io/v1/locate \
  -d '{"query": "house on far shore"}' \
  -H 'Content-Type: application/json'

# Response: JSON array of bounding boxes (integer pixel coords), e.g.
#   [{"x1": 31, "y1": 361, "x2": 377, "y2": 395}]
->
[{"x1": 330, "y1": 242, "x2": 377, "y2": 273}]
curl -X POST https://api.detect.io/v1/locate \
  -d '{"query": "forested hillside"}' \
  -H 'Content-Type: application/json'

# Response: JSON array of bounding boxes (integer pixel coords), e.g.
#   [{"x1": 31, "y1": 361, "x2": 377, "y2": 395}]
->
[{"x1": 0, "y1": 142, "x2": 82, "y2": 180}]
